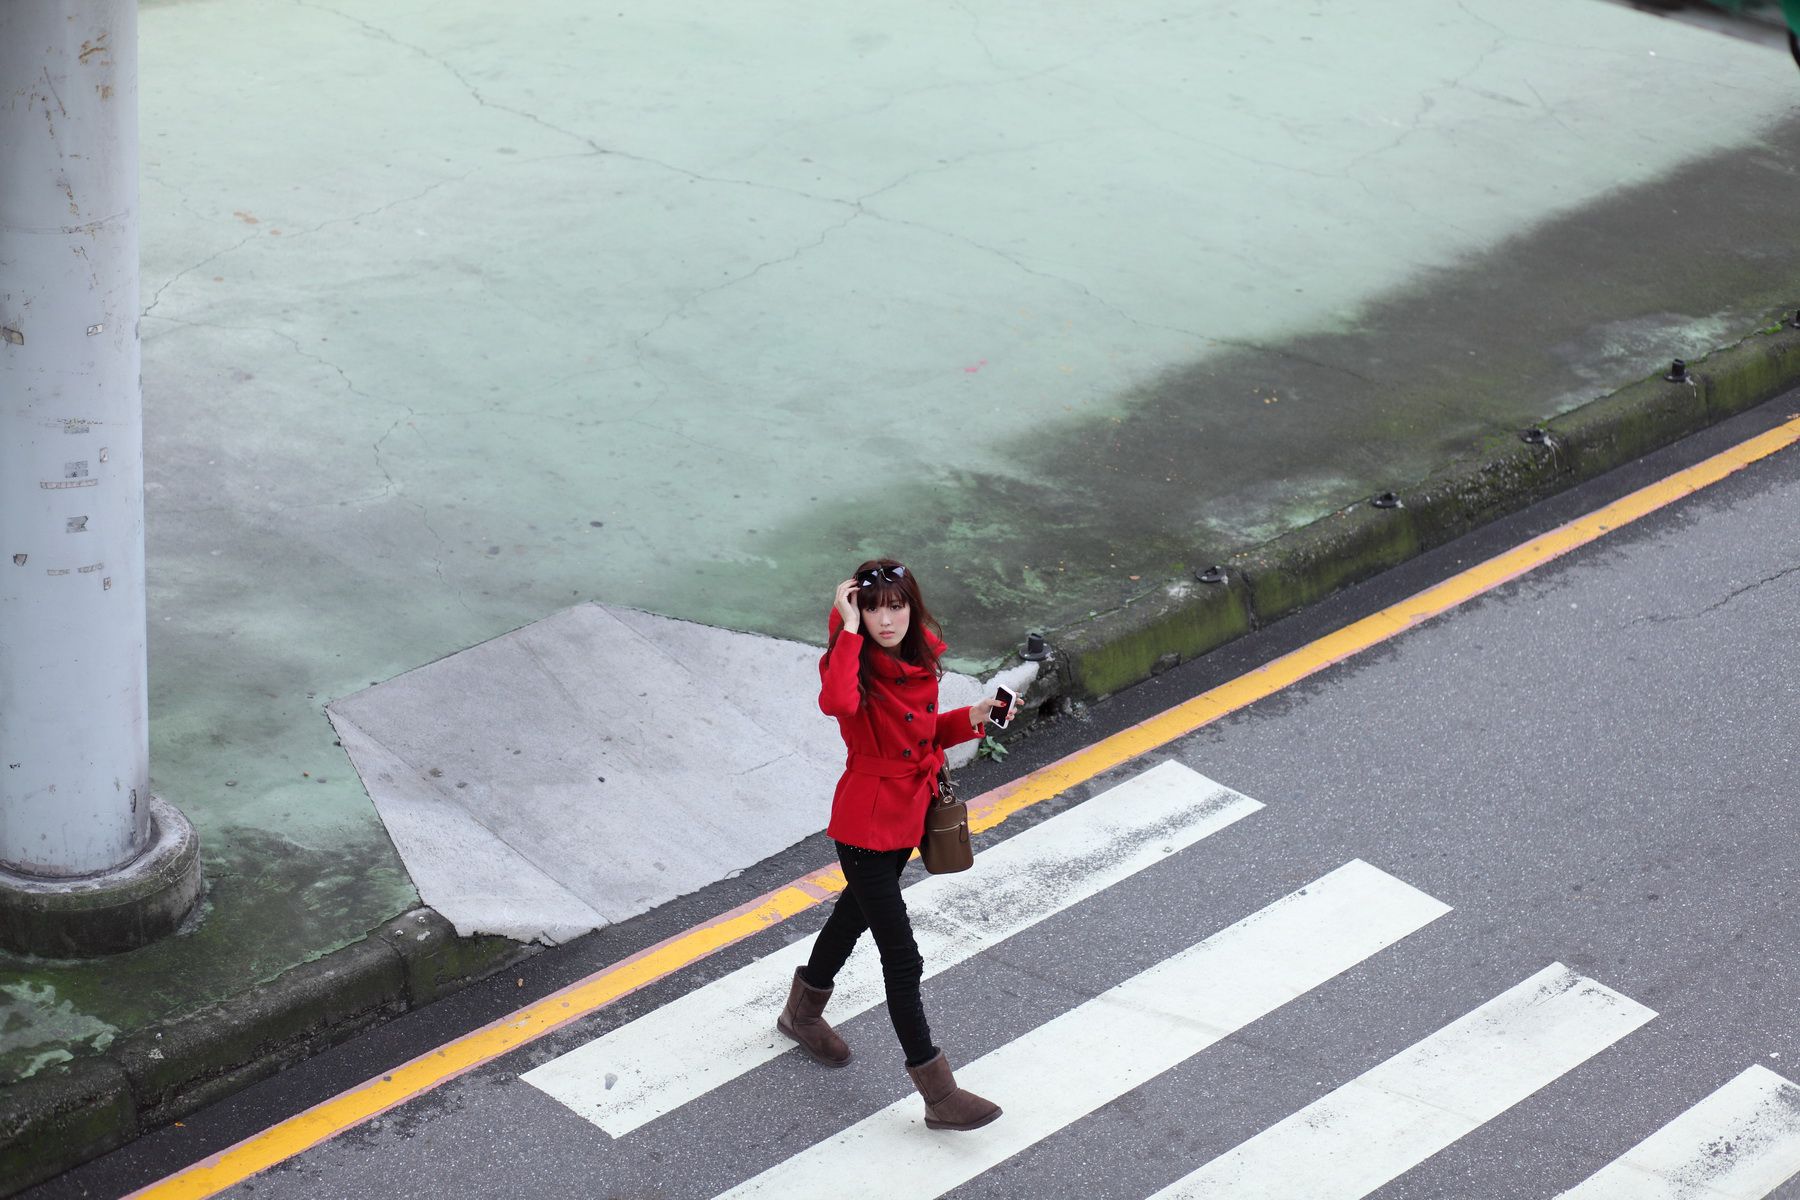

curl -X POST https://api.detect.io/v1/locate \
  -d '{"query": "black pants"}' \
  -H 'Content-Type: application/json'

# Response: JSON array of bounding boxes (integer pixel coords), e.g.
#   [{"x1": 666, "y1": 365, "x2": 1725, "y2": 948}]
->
[{"x1": 802, "y1": 842, "x2": 937, "y2": 1067}]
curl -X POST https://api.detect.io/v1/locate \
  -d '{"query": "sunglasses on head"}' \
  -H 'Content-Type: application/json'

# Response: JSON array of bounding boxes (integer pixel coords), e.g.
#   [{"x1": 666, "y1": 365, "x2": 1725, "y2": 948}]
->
[{"x1": 856, "y1": 565, "x2": 907, "y2": 587}]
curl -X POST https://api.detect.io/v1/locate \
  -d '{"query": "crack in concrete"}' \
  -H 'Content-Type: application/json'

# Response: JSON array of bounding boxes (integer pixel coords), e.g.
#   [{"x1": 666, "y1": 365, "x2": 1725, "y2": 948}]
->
[
  {"x1": 284, "y1": 0, "x2": 604, "y2": 142},
  {"x1": 631, "y1": 135, "x2": 1072, "y2": 358},
  {"x1": 370, "y1": 410, "x2": 416, "y2": 503},
  {"x1": 1520, "y1": 77, "x2": 1581, "y2": 140},
  {"x1": 141, "y1": 173, "x2": 469, "y2": 321},
  {"x1": 141, "y1": 231, "x2": 261, "y2": 319},
  {"x1": 299, "y1": 170, "x2": 479, "y2": 240},
  {"x1": 634, "y1": 208, "x2": 865, "y2": 351},
  {"x1": 1346, "y1": 23, "x2": 1508, "y2": 180},
  {"x1": 1629, "y1": 563, "x2": 1800, "y2": 626},
  {"x1": 953, "y1": 0, "x2": 1004, "y2": 71},
  {"x1": 139, "y1": 312, "x2": 371, "y2": 406},
  {"x1": 290, "y1": 0, "x2": 862, "y2": 213},
  {"x1": 142, "y1": 170, "x2": 217, "y2": 227},
  {"x1": 731, "y1": 751, "x2": 797, "y2": 778},
  {"x1": 1454, "y1": 0, "x2": 1510, "y2": 40}
]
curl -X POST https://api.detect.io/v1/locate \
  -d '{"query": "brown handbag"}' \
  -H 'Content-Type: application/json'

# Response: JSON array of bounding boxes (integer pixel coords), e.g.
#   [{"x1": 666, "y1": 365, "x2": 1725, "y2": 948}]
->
[{"x1": 919, "y1": 767, "x2": 973, "y2": 874}]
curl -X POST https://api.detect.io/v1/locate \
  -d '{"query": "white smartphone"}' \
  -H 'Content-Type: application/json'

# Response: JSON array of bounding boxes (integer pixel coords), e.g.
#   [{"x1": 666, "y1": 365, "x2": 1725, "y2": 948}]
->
[{"x1": 988, "y1": 685, "x2": 1018, "y2": 729}]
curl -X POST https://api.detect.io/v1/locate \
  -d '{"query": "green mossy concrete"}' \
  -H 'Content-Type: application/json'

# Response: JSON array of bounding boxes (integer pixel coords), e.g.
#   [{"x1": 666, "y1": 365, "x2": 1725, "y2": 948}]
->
[
  {"x1": 371, "y1": 909, "x2": 533, "y2": 1008},
  {"x1": 1058, "y1": 577, "x2": 1254, "y2": 700},
  {"x1": 0, "y1": 908, "x2": 527, "y2": 1197},
  {"x1": 0, "y1": 1057, "x2": 135, "y2": 1196},
  {"x1": 1232, "y1": 503, "x2": 1424, "y2": 629},
  {"x1": 1701, "y1": 328, "x2": 1800, "y2": 420},
  {"x1": 1401, "y1": 446, "x2": 1565, "y2": 551},
  {"x1": 1547, "y1": 376, "x2": 1712, "y2": 484},
  {"x1": 0, "y1": 826, "x2": 414, "y2": 1086},
  {"x1": 1047, "y1": 322, "x2": 1800, "y2": 712},
  {"x1": 114, "y1": 935, "x2": 407, "y2": 1127}
]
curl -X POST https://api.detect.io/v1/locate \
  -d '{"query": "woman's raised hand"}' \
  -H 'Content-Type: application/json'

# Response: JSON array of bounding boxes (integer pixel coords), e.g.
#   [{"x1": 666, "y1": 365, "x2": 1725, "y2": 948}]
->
[{"x1": 834, "y1": 578, "x2": 861, "y2": 633}]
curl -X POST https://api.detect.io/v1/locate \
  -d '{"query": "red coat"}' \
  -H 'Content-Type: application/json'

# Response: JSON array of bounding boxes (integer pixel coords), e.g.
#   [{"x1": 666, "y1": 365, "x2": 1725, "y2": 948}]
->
[{"x1": 818, "y1": 608, "x2": 985, "y2": 850}]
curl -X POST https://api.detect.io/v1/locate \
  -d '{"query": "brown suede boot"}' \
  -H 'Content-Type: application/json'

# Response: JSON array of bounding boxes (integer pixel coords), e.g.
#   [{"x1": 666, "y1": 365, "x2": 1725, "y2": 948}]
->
[
  {"x1": 905, "y1": 1051, "x2": 1001, "y2": 1131},
  {"x1": 776, "y1": 967, "x2": 852, "y2": 1067}
]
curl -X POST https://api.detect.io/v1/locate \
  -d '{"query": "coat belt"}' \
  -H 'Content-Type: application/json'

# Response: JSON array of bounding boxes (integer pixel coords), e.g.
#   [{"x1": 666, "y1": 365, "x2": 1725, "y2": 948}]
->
[{"x1": 845, "y1": 750, "x2": 945, "y2": 785}]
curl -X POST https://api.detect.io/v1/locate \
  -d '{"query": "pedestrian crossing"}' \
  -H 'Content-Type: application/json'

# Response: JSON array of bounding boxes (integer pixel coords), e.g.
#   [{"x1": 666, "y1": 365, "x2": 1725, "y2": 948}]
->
[
  {"x1": 718, "y1": 860, "x2": 1449, "y2": 1200},
  {"x1": 521, "y1": 760, "x2": 1263, "y2": 1136},
  {"x1": 519, "y1": 760, "x2": 1800, "y2": 1199},
  {"x1": 1147, "y1": 964, "x2": 1653, "y2": 1199}
]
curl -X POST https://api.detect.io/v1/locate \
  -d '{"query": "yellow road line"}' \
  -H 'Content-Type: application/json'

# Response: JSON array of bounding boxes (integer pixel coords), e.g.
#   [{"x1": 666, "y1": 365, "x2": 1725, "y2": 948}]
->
[{"x1": 130, "y1": 415, "x2": 1800, "y2": 1200}]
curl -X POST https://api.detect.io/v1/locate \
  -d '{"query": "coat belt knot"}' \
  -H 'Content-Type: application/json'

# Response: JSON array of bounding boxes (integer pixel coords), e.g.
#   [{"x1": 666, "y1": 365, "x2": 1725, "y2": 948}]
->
[{"x1": 845, "y1": 749, "x2": 946, "y2": 791}]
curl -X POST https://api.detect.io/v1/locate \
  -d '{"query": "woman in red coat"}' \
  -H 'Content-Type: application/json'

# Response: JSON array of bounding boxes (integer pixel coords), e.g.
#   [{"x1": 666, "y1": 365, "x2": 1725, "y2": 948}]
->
[{"x1": 775, "y1": 558, "x2": 1017, "y2": 1132}]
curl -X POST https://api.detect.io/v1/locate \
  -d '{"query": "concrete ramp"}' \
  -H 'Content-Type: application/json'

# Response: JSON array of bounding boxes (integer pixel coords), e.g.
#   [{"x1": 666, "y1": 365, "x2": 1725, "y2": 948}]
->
[{"x1": 327, "y1": 605, "x2": 1034, "y2": 943}]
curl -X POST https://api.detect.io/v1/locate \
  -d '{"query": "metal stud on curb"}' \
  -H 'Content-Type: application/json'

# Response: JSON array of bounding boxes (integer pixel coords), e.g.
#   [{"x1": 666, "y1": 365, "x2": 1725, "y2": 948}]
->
[
  {"x1": 1371, "y1": 492, "x2": 1403, "y2": 509},
  {"x1": 1790, "y1": 309, "x2": 1800, "y2": 330},
  {"x1": 1665, "y1": 358, "x2": 1688, "y2": 383},
  {"x1": 1021, "y1": 632, "x2": 1049, "y2": 661},
  {"x1": 1196, "y1": 565, "x2": 1228, "y2": 585},
  {"x1": 1521, "y1": 427, "x2": 1551, "y2": 446}
]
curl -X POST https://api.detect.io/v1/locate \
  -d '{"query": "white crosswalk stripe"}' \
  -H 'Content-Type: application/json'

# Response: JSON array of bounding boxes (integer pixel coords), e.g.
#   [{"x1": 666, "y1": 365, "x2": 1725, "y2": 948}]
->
[
  {"x1": 522, "y1": 760, "x2": 1263, "y2": 1136},
  {"x1": 1555, "y1": 1065, "x2": 1800, "y2": 1200},
  {"x1": 711, "y1": 859, "x2": 1451, "y2": 1200},
  {"x1": 1147, "y1": 963, "x2": 1656, "y2": 1199}
]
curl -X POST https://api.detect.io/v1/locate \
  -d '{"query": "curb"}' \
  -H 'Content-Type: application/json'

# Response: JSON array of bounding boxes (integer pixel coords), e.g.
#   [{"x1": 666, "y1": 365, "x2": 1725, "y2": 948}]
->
[
  {"x1": 0, "y1": 908, "x2": 532, "y2": 1197},
  {"x1": 1041, "y1": 320, "x2": 1800, "y2": 701}
]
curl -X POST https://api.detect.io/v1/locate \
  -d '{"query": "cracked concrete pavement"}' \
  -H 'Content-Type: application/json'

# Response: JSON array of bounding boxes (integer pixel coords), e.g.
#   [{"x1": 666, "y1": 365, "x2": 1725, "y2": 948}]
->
[{"x1": 7, "y1": 0, "x2": 1800, "y2": 1093}]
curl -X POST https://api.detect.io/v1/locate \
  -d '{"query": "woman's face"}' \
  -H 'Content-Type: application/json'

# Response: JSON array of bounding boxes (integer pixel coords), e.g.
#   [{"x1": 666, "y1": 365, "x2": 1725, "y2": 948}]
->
[{"x1": 861, "y1": 596, "x2": 911, "y2": 650}]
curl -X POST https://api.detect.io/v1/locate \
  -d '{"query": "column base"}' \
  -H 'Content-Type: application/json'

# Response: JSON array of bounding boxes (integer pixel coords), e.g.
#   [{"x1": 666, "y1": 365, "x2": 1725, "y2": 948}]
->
[{"x1": 0, "y1": 796, "x2": 203, "y2": 958}]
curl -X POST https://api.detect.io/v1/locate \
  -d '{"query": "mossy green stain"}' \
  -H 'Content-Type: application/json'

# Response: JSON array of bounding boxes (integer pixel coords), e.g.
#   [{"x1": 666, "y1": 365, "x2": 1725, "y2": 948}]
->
[{"x1": 0, "y1": 830, "x2": 411, "y2": 1086}]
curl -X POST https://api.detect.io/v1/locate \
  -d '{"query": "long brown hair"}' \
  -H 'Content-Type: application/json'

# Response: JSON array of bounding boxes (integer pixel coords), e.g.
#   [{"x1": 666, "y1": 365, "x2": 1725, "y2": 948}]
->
[{"x1": 849, "y1": 557, "x2": 943, "y2": 698}]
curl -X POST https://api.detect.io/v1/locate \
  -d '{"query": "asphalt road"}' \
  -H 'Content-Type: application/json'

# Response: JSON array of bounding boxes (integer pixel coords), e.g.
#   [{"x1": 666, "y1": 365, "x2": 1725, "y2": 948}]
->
[{"x1": 32, "y1": 394, "x2": 1800, "y2": 1198}]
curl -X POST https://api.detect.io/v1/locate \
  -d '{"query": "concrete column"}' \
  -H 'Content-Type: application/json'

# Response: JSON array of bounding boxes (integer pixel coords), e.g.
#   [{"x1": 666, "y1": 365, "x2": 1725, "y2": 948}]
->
[{"x1": 0, "y1": 0, "x2": 200, "y2": 956}]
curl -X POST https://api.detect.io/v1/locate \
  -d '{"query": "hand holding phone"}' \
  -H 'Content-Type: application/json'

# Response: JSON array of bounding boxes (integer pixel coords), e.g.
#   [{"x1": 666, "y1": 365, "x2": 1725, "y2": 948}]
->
[{"x1": 988, "y1": 685, "x2": 1019, "y2": 729}]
